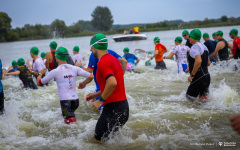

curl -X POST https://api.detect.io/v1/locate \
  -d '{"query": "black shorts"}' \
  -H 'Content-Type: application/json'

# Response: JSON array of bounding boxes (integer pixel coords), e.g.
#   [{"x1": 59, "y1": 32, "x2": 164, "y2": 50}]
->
[
  {"x1": 186, "y1": 74, "x2": 211, "y2": 100},
  {"x1": 94, "y1": 100, "x2": 129, "y2": 141},
  {"x1": 155, "y1": 61, "x2": 167, "y2": 70},
  {"x1": 60, "y1": 99, "x2": 79, "y2": 119},
  {"x1": 26, "y1": 80, "x2": 38, "y2": 89},
  {"x1": 0, "y1": 90, "x2": 4, "y2": 114}
]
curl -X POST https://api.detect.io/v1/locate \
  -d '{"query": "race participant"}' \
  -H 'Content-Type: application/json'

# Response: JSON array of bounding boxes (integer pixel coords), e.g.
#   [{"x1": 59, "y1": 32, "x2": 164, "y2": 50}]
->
[
  {"x1": 4, "y1": 58, "x2": 38, "y2": 89},
  {"x1": 123, "y1": 47, "x2": 140, "y2": 73},
  {"x1": 182, "y1": 30, "x2": 192, "y2": 48},
  {"x1": 149, "y1": 37, "x2": 167, "y2": 70},
  {"x1": 30, "y1": 47, "x2": 46, "y2": 78},
  {"x1": 72, "y1": 46, "x2": 84, "y2": 66},
  {"x1": 229, "y1": 29, "x2": 240, "y2": 60},
  {"x1": 41, "y1": 52, "x2": 46, "y2": 64},
  {"x1": 0, "y1": 59, "x2": 4, "y2": 114},
  {"x1": 203, "y1": 33, "x2": 218, "y2": 63},
  {"x1": 46, "y1": 41, "x2": 58, "y2": 71},
  {"x1": 78, "y1": 49, "x2": 127, "y2": 112},
  {"x1": 37, "y1": 47, "x2": 94, "y2": 124},
  {"x1": 212, "y1": 32, "x2": 218, "y2": 42},
  {"x1": 210, "y1": 30, "x2": 232, "y2": 62},
  {"x1": 86, "y1": 33, "x2": 129, "y2": 142},
  {"x1": 185, "y1": 29, "x2": 211, "y2": 103},
  {"x1": 163, "y1": 36, "x2": 189, "y2": 73},
  {"x1": 6, "y1": 60, "x2": 18, "y2": 73}
]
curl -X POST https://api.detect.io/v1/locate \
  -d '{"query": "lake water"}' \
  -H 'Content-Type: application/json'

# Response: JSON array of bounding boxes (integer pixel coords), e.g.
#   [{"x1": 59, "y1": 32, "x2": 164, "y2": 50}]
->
[{"x1": 0, "y1": 25, "x2": 240, "y2": 150}]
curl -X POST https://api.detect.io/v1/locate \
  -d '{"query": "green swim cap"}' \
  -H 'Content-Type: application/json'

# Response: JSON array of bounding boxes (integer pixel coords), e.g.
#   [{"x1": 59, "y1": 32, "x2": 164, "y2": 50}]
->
[
  {"x1": 12, "y1": 60, "x2": 17, "y2": 66},
  {"x1": 182, "y1": 30, "x2": 189, "y2": 35},
  {"x1": 55, "y1": 47, "x2": 69, "y2": 61},
  {"x1": 17, "y1": 58, "x2": 25, "y2": 66},
  {"x1": 203, "y1": 33, "x2": 209, "y2": 38},
  {"x1": 154, "y1": 37, "x2": 160, "y2": 43},
  {"x1": 123, "y1": 47, "x2": 129, "y2": 53},
  {"x1": 175, "y1": 36, "x2": 182, "y2": 43},
  {"x1": 90, "y1": 33, "x2": 108, "y2": 51},
  {"x1": 2, "y1": 68, "x2": 6, "y2": 71},
  {"x1": 145, "y1": 60, "x2": 151, "y2": 66},
  {"x1": 190, "y1": 29, "x2": 201, "y2": 41},
  {"x1": 216, "y1": 30, "x2": 223, "y2": 37},
  {"x1": 212, "y1": 32, "x2": 216, "y2": 37},
  {"x1": 30, "y1": 46, "x2": 39, "y2": 55},
  {"x1": 229, "y1": 29, "x2": 238, "y2": 35},
  {"x1": 73, "y1": 46, "x2": 79, "y2": 52},
  {"x1": 50, "y1": 41, "x2": 57, "y2": 49},
  {"x1": 41, "y1": 52, "x2": 46, "y2": 58}
]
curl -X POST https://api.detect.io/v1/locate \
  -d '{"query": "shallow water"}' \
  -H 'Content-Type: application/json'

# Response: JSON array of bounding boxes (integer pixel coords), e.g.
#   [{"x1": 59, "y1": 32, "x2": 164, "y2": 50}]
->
[{"x1": 1, "y1": 26, "x2": 240, "y2": 150}]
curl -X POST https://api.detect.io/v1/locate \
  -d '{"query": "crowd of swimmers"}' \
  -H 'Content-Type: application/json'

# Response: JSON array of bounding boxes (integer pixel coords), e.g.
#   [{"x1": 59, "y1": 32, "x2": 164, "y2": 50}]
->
[{"x1": 0, "y1": 28, "x2": 240, "y2": 142}]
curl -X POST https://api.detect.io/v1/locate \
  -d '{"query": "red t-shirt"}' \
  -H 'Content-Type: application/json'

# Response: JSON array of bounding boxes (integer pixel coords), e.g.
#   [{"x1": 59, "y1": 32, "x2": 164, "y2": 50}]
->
[
  {"x1": 96, "y1": 54, "x2": 127, "y2": 105},
  {"x1": 155, "y1": 43, "x2": 166, "y2": 62},
  {"x1": 233, "y1": 37, "x2": 240, "y2": 56}
]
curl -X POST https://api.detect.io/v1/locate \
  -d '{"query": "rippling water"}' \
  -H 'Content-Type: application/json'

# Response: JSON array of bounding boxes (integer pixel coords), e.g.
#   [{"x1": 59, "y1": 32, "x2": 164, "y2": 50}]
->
[{"x1": 1, "y1": 26, "x2": 240, "y2": 150}]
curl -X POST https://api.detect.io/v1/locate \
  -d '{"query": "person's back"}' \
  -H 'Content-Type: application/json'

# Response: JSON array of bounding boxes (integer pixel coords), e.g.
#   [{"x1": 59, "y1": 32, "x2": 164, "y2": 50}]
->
[
  {"x1": 174, "y1": 45, "x2": 188, "y2": 64},
  {"x1": 188, "y1": 42, "x2": 209, "y2": 75},
  {"x1": 43, "y1": 64, "x2": 85, "y2": 99},
  {"x1": 72, "y1": 53, "x2": 83, "y2": 64},
  {"x1": 123, "y1": 53, "x2": 138, "y2": 67},
  {"x1": 33, "y1": 58, "x2": 46, "y2": 72},
  {"x1": 18, "y1": 66, "x2": 38, "y2": 89},
  {"x1": 204, "y1": 40, "x2": 218, "y2": 62},
  {"x1": 97, "y1": 54, "x2": 126, "y2": 105}
]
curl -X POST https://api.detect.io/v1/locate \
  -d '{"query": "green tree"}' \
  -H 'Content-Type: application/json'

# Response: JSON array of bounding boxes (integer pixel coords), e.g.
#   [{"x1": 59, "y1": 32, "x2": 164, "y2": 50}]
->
[
  {"x1": 221, "y1": 15, "x2": 228, "y2": 22},
  {"x1": 69, "y1": 22, "x2": 82, "y2": 33},
  {"x1": 6, "y1": 29, "x2": 19, "y2": 41},
  {"x1": 0, "y1": 12, "x2": 12, "y2": 41},
  {"x1": 50, "y1": 19, "x2": 66, "y2": 38},
  {"x1": 91, "y1": 6, "x2": 113, "y2": 31}
]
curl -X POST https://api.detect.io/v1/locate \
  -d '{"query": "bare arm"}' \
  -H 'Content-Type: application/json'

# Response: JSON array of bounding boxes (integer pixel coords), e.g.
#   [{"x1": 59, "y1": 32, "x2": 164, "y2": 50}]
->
[
  {"x1": 45, "y1": 52, "x2": 51, "y2": 70},
  {"x1": 210, "y1": 41, "x2": 224, "y2": 58},
  {"x1": 135, "y1": 58, "x2": 140, "y2": 66},
  {"x1": 164, "y1": 52, "x2": 175, "y2": 59},
  {"x1": 120, "y1": 57, "x2": 127, "y2": 74},
  {"x1": 7, "y1": 66, "x2": 13, "y2": 72},
  {"x1": 149, "y1": 50, "x2": 158, "y2": 60},
  {"x1": 207, "y1": 58, "x2": 210, "y2": 66},
  {"x1": 4, "y1": 70, "x2": 20, "y2": 76}
]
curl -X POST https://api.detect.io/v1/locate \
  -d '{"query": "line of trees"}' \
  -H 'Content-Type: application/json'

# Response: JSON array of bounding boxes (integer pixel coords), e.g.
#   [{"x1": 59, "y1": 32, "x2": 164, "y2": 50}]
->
[
  {"x1": 0, "y1": 6, "x2": 114, "y2": 42},
  {"x1": 0, "y1": 8, "x2": 240, "y2": 42}
]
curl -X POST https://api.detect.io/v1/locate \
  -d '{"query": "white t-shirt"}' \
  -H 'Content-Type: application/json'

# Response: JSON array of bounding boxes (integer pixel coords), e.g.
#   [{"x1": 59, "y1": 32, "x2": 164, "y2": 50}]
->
[
  {"x1": 40, "y1": 64, "x2": 91, "y2": 100},
  {"x1": 72, "y1": 54, "x2": 83, "y2": 65},
  {"x1": 172, "y1": 45, "x2": 189, "y2": 64},
  {"x1": 33, "y1": 58, "x2": 46, "y2": 72},
  {"x1": 42, "y1": 59, "x2": 46, "y2": 64},
  {"x1": 190, "y1": 42, "x2": 209, "y2": 58}
]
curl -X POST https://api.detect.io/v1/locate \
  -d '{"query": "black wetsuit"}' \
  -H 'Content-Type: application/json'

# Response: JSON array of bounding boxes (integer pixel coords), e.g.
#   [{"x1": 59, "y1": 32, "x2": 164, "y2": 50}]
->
[
  {"x1": 186, "y1": 39, "x2": 192, "y2": 63},
  {"x1": 186, "y1": 43, "x2": 211, "y2": 100},
  {"x1": 18, "y1": 66, "x2": 38, "y2": 89},
  {"x1": 218, "y1": 39, "x2": 229, "y2": 61}
]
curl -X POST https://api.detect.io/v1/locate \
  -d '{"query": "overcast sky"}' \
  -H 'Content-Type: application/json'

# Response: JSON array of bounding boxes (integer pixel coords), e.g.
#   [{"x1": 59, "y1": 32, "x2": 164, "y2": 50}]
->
[{"x1": 1, "y1": 0, "x2": 239, "y2": 28}]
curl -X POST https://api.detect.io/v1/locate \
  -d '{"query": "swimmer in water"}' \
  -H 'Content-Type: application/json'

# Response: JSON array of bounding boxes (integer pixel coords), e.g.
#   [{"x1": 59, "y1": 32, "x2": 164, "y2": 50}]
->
[
  {"x1": 123, "y1": 47, "x2": 140, "y2": 73},
  {"x1": 37, "y1": 47, "x2": 94, "y2": 124},
  {"x1": 164, "y1": 36, "x2": 189, "y2": 73},
  {"x1": 185, "y1": 29, "x2": 211, "y2": 103},
  {"x1": 4, "y1": 58, "x2": 38, "y2": 89}
]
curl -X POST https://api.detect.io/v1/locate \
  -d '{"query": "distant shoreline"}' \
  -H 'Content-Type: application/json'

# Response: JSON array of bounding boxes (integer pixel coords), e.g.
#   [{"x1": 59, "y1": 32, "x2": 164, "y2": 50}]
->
[{"x1": 1, "y1": 24, "x2": 240, "y2": 43}]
